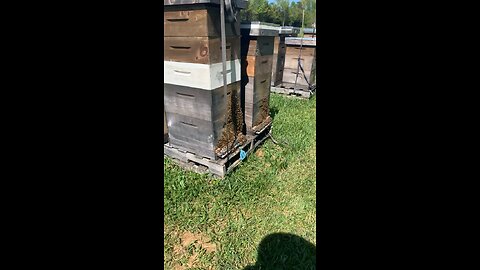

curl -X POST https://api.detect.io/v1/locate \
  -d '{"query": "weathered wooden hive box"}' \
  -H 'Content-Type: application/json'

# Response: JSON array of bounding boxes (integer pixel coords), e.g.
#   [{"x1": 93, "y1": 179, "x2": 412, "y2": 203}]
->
[
  {"x1": 271, "y1": 26, "x2": 300, "y2": 87},
  {"x1": 164, "y1": 1, "x2": 240, "y2": 37},
  {"x1": 240, "y1": 22, "x2": 279, "y2": 134},
  {"x1": 164, "y1": 0, "x2": 245, "y2": 160},
  {"x1": 283, "y1": 37, "x2": 316, "y2": 86}
]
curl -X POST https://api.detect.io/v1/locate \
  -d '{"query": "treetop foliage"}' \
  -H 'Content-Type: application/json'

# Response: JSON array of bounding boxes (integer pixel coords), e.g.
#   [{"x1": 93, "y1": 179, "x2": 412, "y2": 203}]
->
[{"x1": 240, "y1": 0, "x2": 316, "y2": 29}]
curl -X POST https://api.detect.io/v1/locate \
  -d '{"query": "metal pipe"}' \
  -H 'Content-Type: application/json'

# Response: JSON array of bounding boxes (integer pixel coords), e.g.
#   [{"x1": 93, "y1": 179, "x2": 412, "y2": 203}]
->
[
  {"x1": 293, "y1": 8, "x2": 305, "y2": 94},
  {"x1": 220, "y1": 0, "x2": 231, "y2": 160}
]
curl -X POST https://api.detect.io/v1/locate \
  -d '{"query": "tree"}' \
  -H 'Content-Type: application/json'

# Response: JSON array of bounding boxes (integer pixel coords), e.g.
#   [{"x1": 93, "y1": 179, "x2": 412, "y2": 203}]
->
[
  {"x1": 301, "y1": 0, "x2": 316, "y2": 28},
  {"x1": 275, "y1": 0, "x2": 290, "y2": 26},
  {"x1": 240, "y1": 0, "x2": 270, "y2": 22},
  {"x1": 287, "y1": 1, "x2": 303, "y2": 27},
  {"x1": 239, "y1": 0, "x2": 316, "y2": 28}
]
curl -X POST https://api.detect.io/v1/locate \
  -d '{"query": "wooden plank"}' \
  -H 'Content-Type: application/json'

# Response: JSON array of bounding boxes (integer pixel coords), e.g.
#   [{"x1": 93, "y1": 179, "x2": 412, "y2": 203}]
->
[
  {"x1": 164, "y1": 5, "x2": 240, "y2": 37},
  {"x1": 164, "y1": 36, "x2": 241, "y2": 64}
]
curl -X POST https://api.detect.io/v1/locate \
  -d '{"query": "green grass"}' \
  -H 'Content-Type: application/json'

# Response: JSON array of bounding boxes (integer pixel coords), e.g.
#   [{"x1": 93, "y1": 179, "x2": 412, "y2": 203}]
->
[{"x1": 164, "y1": 94, "x2": 316, "y2": 270}]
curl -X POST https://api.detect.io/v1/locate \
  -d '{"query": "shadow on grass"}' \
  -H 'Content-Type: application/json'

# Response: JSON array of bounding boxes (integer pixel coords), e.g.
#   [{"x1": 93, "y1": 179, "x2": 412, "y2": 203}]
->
[
  {"x1": 243, "y1": 233, "x2": 316, "y2": 270},
  {"x1": 269, "y1": 106, "x2": 279, "y2": 120}
]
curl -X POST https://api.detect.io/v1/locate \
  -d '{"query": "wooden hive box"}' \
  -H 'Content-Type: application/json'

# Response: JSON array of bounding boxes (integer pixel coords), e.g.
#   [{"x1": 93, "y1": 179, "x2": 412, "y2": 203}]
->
[
  {"x1": 283, "y1": 37, "x2": 316, "y2": 86},
  {"x1": 164, "y1": 36, "x2": 241, "y2": 64},
  {"x1": 164, "y1": 4, "x2": 240, "y2": 37},
  {"x1": 164, "y1": 82, "x2": 245, "y2": 159},
  {"x1": 240, "y1": 22, "x2": 278, "y2": 134},
  {"x1": 164, "y1": 59, "x2": 241, "y2": 90},
  {"x1": 271, "y1": 26, "x2": 300, "y2": 87}
]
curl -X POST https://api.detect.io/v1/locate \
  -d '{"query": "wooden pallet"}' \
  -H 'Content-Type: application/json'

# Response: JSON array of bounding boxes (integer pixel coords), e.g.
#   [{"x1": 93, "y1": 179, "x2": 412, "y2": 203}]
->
[
  {"x1": 164, "y1": 122, "x2": 272, "y2": 178},
  {"x1": 270, "y1": 82, "x2": 316, "y2": 99}
]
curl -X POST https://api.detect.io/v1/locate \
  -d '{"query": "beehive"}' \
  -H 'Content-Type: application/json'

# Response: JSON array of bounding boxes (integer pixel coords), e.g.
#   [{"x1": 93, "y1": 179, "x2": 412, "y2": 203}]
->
[
  {"x1": 283, "y1": 37, "x2": 316, "y2": 86},
  {"x1": 271, "y1": 26, "x2": 300, "y2": 87},
  {"x1": 164, "y1": 1, "x2": 245, "y2": 159},
  {"x1": 240, "y1": 22, "x2": 279, "y2": 134}
]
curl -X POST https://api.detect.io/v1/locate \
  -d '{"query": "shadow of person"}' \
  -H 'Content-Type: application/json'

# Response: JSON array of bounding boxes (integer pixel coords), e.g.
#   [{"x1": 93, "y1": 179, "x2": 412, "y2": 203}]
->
[{"x1": 243, "y1": 233, "x2": 316, "y2": 270}]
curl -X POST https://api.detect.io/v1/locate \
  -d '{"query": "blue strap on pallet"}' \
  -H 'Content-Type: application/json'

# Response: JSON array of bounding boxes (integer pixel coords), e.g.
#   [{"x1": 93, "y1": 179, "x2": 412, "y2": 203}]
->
[{"x1": 240, "y1": 150, "x2": 246, "y2": 160}]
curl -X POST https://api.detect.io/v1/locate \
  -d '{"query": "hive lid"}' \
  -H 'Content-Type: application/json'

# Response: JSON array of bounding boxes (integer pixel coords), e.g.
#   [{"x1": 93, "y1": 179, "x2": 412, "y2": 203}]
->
[
  {"x1": 303, "y1": 28, "x2": 317, "y2": 34},
  {"x1": 240, "y1": 21, "x2": 280, "y2": 36},
  {"x1": 285, "y1": 37, "x2": 316, "y2": 47},
  {"x1": 279, "y1": 26, "x2": 301, "y2": 36}
]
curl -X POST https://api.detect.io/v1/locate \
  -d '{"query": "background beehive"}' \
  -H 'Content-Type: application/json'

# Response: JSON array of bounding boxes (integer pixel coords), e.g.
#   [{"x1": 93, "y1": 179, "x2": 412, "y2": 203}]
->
[
  {"x1": 163, "y1": 3, "x2": 244, "y2": 160},
  {"x1": 164, "y1": 4, "x2": 240, "y2": 37},
  {"x1": 283, "y1": 38, "x2": 316, "y2": 86},
  {"x1": 240, "y1": 22, "x2": 278, "y2": 134},
  {"x1": 271, "y1": 26, "x2": 300, "y2": 87}
]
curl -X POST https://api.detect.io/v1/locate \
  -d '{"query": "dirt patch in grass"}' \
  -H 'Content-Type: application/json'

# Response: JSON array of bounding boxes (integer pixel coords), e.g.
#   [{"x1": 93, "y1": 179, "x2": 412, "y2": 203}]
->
[
  {"x1": 180, "y1": 231, "x2": 217, "y2": 253},
  {"x1": 173, "y1": 264, "x2": 186, "y2": 270},
  {"x1": 168, "y1": 230, "x2": 218, "y2": 269},
  {"x1": 187, "y1": 252, "x2": 199, "y2": 268},
  {"x1": 173, "y1": 244, "x2": 186, "y2": 257}
]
